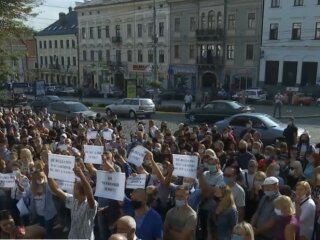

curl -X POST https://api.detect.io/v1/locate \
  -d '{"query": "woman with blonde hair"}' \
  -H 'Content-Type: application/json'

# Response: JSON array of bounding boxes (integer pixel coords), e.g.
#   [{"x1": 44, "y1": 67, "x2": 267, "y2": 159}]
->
[
  {"x1": 266, "y1": 162, "x2": 284, "y2": 185},
  {"x1": 273, "y1": 195, "x2": 299, "y2": 240},
  {"x1": 208, "y1": 185, "x2": 238, "y2": 240},
  {"x1": 287, "y1": 160, "x2": 305, "y2": 189},
  {"x1": 232, "y1": 221, "x2": 254, "y2": 240},
  {"x1": 19, "y1": 148, "x2": 34, "y2": 176}
]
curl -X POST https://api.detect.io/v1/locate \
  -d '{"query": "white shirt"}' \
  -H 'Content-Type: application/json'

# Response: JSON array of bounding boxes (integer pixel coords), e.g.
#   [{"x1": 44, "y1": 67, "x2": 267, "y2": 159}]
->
[
  {"x1": 231, "y1": 183, "x2": 246, "y2": 208},
  {"x1": 184, "y1": 94, "x2": 193, "y2": 103},
  {"x1": 11, "y1": 175, "x2": 29, "y2": 200},
  {"x1": 299, "y1": 197, "x2": 316, "y2": 239},
  {"x1": 241, "y1": 169, "x2": 254, "y2": 190},
  {"x1": 203, "y1": 170, "x2": 224, "y2": 187},
  {"x1": 149, "y1": 125, "x2": 159, "y2": 138}
]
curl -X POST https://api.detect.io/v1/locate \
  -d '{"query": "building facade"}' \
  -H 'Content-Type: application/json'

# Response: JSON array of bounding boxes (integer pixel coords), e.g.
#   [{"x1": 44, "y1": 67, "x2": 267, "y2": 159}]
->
[
  {"x1": 76, "y1": 0, "x2": 170, "y2": 91},
  {"x1": 259, "y1": 0, "x2": 320, "y2": 87},
  {"x1": 35, "y1": 8, "x2": 79, "y2": 87}
]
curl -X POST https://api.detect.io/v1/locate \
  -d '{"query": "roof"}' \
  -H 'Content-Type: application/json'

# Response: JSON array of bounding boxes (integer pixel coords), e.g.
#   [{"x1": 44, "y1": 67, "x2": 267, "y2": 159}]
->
[
  {"x1": 36, "y1": 9, "x2": 78, "y2": 36},
  {"x1": 75, "y1": 0, "x2": 149, "y2": 10}
]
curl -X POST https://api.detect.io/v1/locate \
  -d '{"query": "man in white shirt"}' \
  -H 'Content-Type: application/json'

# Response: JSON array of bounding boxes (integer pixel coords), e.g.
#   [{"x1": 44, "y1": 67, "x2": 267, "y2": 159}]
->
[
  {"x1": 148, "y1": 120, "x2": 159, "y2": 139},
  {"x1": 116, "y1": 216, "x2": 140, "y2": 240},
  {"x1": 184, "y1": 93, "x2": 193, "y2": 111},
  {"x1": 273, "y1": 91, "x2": 283, "y2": 118}
]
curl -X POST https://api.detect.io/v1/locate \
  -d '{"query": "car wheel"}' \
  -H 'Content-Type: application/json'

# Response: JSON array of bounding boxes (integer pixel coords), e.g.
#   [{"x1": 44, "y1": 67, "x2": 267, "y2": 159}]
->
[
  {"x1": 189, "y1": 114, "x2": 196, "y2": 122},
  {"x1": 106, "y1": 108, "x2": 112, "y2": 116},
  {"x1": 129, "y1": 110, "x2": 136, "y2": 119}
]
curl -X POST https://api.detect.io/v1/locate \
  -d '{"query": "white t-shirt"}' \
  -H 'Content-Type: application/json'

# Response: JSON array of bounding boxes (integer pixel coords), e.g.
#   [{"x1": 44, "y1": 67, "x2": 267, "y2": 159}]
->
[
  {"x1": 203, "y1": 170, "x2": 224, "y2": 187},
  {"x1": 231, "y1": 183, "x2": 246, "y2": 208},
  {"x1": 299, "y1": 197, "x2": 316, "y2": 239}
]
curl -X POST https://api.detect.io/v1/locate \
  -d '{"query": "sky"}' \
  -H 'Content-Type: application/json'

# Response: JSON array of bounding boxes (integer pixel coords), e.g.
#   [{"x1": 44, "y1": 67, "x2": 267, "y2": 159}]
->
[{"x1": 26, "y1": 0, "x2": 82, "y2": 31}]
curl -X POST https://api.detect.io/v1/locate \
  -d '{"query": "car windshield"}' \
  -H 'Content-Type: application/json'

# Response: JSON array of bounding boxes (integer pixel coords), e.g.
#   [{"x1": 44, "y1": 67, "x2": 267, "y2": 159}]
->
[
  {"x1": 49, "y1": 96, "x2": 60, "y2": 101},
  {"x1": 229, "y1": 101, "x2": 245, "y2": 109},
  {"x1": 141, "y1": 99, "x2": 153, "y2": 105},
  {"x1": 262, "y1": 114, "x2": 283, "y2": 127},
  {"x1": 68, "y1": 103, "x2": 88, "y2": 112}
]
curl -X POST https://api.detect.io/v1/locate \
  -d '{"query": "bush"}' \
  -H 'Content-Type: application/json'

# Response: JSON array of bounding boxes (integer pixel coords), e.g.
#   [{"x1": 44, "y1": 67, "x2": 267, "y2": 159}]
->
[
  {"x1": 97, "y1": 103, "x2": 106, "y2": 108},
  {"x1": 83, "y1": 102, "x2": 93, "y2": 107},
  {"x1": 156, "y1": 106, "x2": 182, "y2": 112}
]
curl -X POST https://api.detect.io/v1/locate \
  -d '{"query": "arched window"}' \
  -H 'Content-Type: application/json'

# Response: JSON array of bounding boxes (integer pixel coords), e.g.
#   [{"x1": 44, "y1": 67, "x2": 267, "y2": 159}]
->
[
  {"x1": 217, "y1": 12, "x2": 223, "y2": 29},
  {"x1": 208, "y1": 11, "x2": 215, "y2": 29},
  {"x1": 201, "y1": 13, "x2": 206, "y2": 29},
  {"x1": 216, "y1": 44, "x2": 222, "y2": 57}
]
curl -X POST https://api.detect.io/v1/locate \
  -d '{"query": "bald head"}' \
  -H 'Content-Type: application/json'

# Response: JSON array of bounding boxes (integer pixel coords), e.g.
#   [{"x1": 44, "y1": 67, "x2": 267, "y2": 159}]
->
[
  {"x1": 117, "y1": 216, "x2": 136, "y2": 240},
  {"x1": 109, "y1": 234, "x2": 127, "y2": 240}
]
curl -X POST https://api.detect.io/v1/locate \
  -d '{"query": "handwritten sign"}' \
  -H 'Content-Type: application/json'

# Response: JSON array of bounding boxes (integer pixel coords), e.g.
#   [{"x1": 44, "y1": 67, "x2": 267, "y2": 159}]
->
[
  {"x1": 48, "y1": 154, "x2": 75, "y2": 182},
  {"x1": 95, "y1": 171, "x2": 125, "y2": 201},
  {"x1": 126, "y1": 174, "x2": 146, "y2": 189},
  {"x1": 84, "y1": 145, "x2": 104, "y2": 164},
  {"x1": 103, "y1": 131, "x2": 113, "y2": 141},
  {"x1": 56, "y1": 180, "x2": 74, "y2": 194},
  {"x1": 128, "y1": 146, "x2": 147, "y2": 166},
  {"x1": 172, "y1": 154, "x2": 198, "y2": 179},
  {"x1": 0, "y1": 173, "x2": 15, "y2": 188},
  {"x1": 87, "y1": 131, "x2": 98, "y2": 140}
]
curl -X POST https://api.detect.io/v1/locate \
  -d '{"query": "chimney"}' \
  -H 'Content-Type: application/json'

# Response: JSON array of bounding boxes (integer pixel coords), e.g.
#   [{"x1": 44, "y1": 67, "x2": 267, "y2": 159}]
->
[
  {"x1": 69, "y1": 7, "x2": 72, "y2": 13},
  {"x1": 59, "y1": 12, "x2": 66, "y2": 25}
]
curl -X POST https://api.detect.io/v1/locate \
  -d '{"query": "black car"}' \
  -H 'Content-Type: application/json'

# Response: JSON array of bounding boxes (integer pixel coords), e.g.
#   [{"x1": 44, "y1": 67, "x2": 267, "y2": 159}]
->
[
  {"x1": 30, "y1": 95, "x2": 61, "y2": 111},
  {"x1": 185, "y1": 100, "x2": 255, "y2": 123}
]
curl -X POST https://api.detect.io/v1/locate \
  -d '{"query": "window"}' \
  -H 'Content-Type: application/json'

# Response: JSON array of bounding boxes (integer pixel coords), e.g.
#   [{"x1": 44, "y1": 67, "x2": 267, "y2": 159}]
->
[
  {"x1": 271, "y1": 0, "x2": 280, "y2": 8},
  {"x1": 174, "y1": 45, "x2": 179, "y2": 58},
  {"x1": 315, "y1": 22, "x2": 320, "y2": 40},
  {"x1": 189, "y1": 45, "x2": 195, "y2": 59},
  {"x1": 228, "y1": 14, "x2": 235, "y2": 30},
  {"x1": 246, "y1": 44, "x2": 254, "y2": 60},
  {"x1": 89, "y1": 27, "x2": 94, "y2": 39},
  {"x1": 67, "y1": 57, "x2": 71, "y2": 66},
  {"x1": 217, "y1": 12, "x2": 223, "y2": 29},
  {"x1": 201, "y1": 13, "x2": 206, "y2": 29},
  {"x1": 60, "y1": 40, "x2": 63, "y2": 48},
  {"x1": 97, "y1": 26, "x2": 101, "y2": 38},
  {"x1": 138, "y1": 49, "x2": 143, "y2": 62},
  {"x1": 81, "y1": 27, "x2": 86, "y2": 39},
  {"x1": 90, "y1": 50, "x2": 94, "y2": 61},
  {"x1": 54, "y1": 40, "x2": 58, "y2": 48},
  {"x1": 294, "y1": 0, "x2": 303, "y2": 6},
  {"x1": 190, "y1": 17, "x2": 196, "y2": 32},
  {"x1": 61, "y1": 56, "x2": 64, "y2": 66},
  {"x1": 174, "y1": 18, "x2": 180, "y2": 32},
  {"x1": 44, "y1": 41, "x2": 47, "y2": 49},
  {"x1": 159, "y1": 22, "x2": 164, "y2": 37},
  {"x1": 73, "y1": 57, "x2": 76, "y2": 66},
  {"x1": 269, "y1": 23, "x2": 279, "y2": 40},
  {"x1": 39, "y1": 41, "x2": 42, "y2": 49},
  {"x1": 148, "y1": 23, "x2": 153, "y2": 37},
  {"x1": 116, "y1": 50, "x2": 121, "y2": 63},
  {"x1": 248, "y1": 13, "x2": 256, "y2": 29},
  {"x1": 40, "y1": 56, "x2": 43, "y2": 65},
  {"x1": 127, "y1": 50, "x2": 132, "y2": 62},
  {"x1": 292, "y1": 23, "x2": 302, "y2": 40},
  {"x1": 106, "y1": 50, "x2": 110, "y2": 61},
  {"x1": 227, "y1": 45, "x2": 234, "y2": 60},
  {"x1": 98, "y1": 50, "x2": 102, "y2": 61},
  {"x1": 66, "y1": 40, "x2": 70, "y2": 48},
  {"x1": 148, "y1": 49, "x2": 153, "y2": 63},
  {"x1": 127, "y1": 24, "x2": 132, "y2": 38},
  {"x1": 138, "y1": 24, "x2": 143, "y2": 37},
  {"x1": 49, "y1": 40, "x2": 52, "y2": 48},
  {"x1": 115, "y1": 25, "x2": 120, "y2": 37},
  {"x1": 50, "y1": 56, "x2": 53, "y2": 65},
  {"x1": 159, "y1": 49, "x2": 164, "y2": 63},
  {"x1": 72, "y1": 40, "x2": 76, "y2": 48},
  {"x1": 83, "y1": 50, "x2": 87, "y2": 61},
  {"x1": 208, "y1": 11, "x2": 215, "y2": 29},
  {"x1": 105, "y1": 26, "x2": 110, "y2": 38},
  {"x1": 44, "y1": 56, "x2": 48, "y2": 65}
]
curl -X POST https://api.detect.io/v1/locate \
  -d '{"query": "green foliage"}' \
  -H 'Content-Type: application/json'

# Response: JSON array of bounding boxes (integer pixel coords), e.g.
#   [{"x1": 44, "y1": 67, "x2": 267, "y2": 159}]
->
[{"x1": 149, "y1": 80, "x2": 161, "y2": 89}]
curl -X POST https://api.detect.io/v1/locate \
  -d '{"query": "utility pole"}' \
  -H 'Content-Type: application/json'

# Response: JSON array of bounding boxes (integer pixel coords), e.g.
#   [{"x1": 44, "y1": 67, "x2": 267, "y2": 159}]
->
[{"x1": 153, "y1": 0, "x2": 158, "y2": 82}]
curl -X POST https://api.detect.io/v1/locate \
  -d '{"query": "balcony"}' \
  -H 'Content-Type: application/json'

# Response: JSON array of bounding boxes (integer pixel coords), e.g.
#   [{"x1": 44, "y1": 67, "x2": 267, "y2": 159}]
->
[
  {"x1": 197, "y1": 56, "x2": 223, "y2": 70},
  {"x1": 112, "y1": 36, "x2": 122, "y2": 43},
  {"x1": 196, "y1": 28, "x2": 224, "y2": 41}
]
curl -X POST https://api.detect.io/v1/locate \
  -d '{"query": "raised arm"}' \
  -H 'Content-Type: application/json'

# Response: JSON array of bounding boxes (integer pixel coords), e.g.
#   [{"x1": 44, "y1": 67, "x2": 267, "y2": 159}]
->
[
  {"x1": 74, "y1": 166, "x2": 95, "y2": 209},
  {"x1": 45, "y1": 165, "x2": 67, "y2": 201}
]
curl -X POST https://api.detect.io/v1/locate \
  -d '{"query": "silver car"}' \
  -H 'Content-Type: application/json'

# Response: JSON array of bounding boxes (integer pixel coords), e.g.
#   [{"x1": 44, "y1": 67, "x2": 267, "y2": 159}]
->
[
  {"x1": 105, "y1": 98, "x2": 155, "y2": 118},
  {"x1": 48, "y1": 101, "x2": 97, "y2": 119},
  {"x1": 216, "y1": 112, "x2": 305, "y2": 145}
]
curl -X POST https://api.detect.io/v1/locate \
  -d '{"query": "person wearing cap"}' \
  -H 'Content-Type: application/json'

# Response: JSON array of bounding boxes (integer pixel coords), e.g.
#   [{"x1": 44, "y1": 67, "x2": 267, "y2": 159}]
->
[
  {"x1": 251, "y1": 176, "x2": 281, "y2": 240},
  {"x1": 283, "y1": 117, "x2": 298, "y2": 147}
]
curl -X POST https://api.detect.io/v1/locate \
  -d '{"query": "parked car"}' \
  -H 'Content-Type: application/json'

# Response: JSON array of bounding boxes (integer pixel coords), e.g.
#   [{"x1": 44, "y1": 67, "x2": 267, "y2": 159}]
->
[
  {"x1": 106, "y1": 87, "x2": 124, "y2": 98},
  {"x1": 48, "y1": 101, "x2": 97, "y2": 119},
  {"x1": 105, "y1": 98, "x2": 155, "y2": 118},
  {"x1": 30, "y1": 95, "x2": 61, "y2": 111},
  {"x1": 317, "y1": 98, "x2": 320, "y2": 106},
  {"x1": 282, "y1": 92, "x2": 314, "y2": 106},
  {"x1": 232, "y1": 88, "x2": 267, "y2": 102},
  {"x1": 185, "y1": 100, "x2": 254, "y2": 123},
  {"x1": 215, "y1": 112, "x2": 305, "y2": 145}
]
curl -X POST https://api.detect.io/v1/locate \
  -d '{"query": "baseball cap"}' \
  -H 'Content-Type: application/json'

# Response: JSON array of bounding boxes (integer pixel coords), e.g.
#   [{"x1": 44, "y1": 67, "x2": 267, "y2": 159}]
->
[
  {"x1": 60, "y1": 133, "x2": 67, "y2": 139},
  {"x1": 263, "y1": 176, "x2": 279, "y2": 186}
]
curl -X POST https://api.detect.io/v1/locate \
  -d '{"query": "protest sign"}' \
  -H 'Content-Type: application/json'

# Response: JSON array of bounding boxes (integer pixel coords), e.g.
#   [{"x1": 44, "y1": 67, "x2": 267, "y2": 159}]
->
[
  {"x1": 103, "y1": 131, "x2": 113, "y2": 141},
  {"x1": 87, "y1": 131, "x2": 98, "y2": 140},
  {"x1": 48, "y1": 154, "x2": 75, "y2": 182},
  {"x1": 16, "y1": 198, "x2": 29, "y2": 216},
  {"x1": 127, "y1": 145, "x2": 147, "y2": 166},
  {"x1": 126, "y1": 174, "x2": 146, "y2": 189},
  {"x1": 95, "y1": 171, "x2": 125, "y2": 201},
  {"x1": 0, "y1": 173, "x2": 15, "y2": 188},
  {"x1": 84, "y1": 145, "x2": 104, "y2": 164},
  {"x1": 57, "y1": 144, "x2": 68, "y2": 151},
  {"x1": 172, "y1": 154, "x2": 198, "y2": 179},
  {"x1": 56, "y1": 180, "x2": 74, "y2": 194}
]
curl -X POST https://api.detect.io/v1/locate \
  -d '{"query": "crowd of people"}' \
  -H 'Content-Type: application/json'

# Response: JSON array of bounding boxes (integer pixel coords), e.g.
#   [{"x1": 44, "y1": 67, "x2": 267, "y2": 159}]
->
[{"x1": 0, "y1": 107, "x2": 319, "y2": 240}]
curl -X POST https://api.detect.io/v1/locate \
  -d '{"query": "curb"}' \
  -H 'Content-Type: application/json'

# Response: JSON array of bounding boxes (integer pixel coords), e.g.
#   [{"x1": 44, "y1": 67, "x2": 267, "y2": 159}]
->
[{"x1": 279, "y1": 115, "x2": 320, "y2": 119}]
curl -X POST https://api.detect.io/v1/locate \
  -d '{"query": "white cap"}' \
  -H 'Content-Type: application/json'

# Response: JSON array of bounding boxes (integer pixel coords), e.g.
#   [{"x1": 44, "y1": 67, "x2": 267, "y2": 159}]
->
[
  {"x1": 60, "y1": 124, "x2": 66, "y2": 129},
  {"x1": 61, "y1": 133, "x2": 67, "y2": 139},
  {"x1": 263, "y1": 176, "x2": 279, "y2": 186}
]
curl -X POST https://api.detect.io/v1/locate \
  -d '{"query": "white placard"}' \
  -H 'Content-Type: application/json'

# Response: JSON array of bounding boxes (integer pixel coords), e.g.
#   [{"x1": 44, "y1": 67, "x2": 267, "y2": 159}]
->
[
  {"x1": 16, "y1": 198, "x2": 29, "y2": 216},
  {"x1": 172, "y1": 154, "x2": 198, "y2": 179},
  {"x1": 126, "y1": 174, "x2": 147, "y2": 189},
  {"x1": 84, "y1": 145, "x2": 104, "y2": 164},
  {"x1": 48, "y1": 154, "x2": 76, "y2": 182},
  {"x1": 103, "y1": 131, "x2": 113, "y2": 141},
  {"x1": 87, "y1": 131, "x2": 98, "y2": 140},
  {"x1": 127, "y1": 146, "x2": 148, "y2": 167},
  {"x1": 0, "y1": 173, "x2": 15, "y2": 188},
  {"x1": 95, "y1": 171, "x2": 125, "y2": 201},
  {"x1": 57, "y1": 144, "x2": 68, "y2": 151},
  {"x1": 56, "y1": 180, "x2": 74, "y2": 194}
]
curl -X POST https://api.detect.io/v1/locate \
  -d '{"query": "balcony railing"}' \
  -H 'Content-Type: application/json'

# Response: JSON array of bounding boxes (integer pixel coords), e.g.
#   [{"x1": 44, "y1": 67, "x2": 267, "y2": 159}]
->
[
  {"x1": 196, "y1": 28, "x2": 224, "y2": 41},
  {"x1": 112, "y1": 36, "x2": 122, "y2": 43}
]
